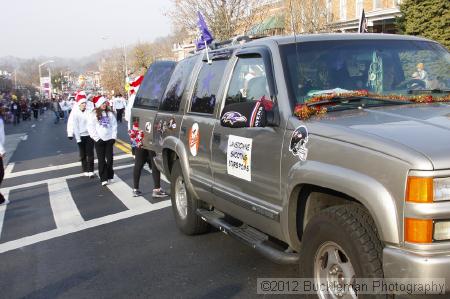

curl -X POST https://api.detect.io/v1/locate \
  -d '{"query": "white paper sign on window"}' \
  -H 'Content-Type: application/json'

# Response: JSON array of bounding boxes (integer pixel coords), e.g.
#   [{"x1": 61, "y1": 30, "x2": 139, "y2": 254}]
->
[{"x1": 227, "y1": 135, "x2": 252, "y2": 181}]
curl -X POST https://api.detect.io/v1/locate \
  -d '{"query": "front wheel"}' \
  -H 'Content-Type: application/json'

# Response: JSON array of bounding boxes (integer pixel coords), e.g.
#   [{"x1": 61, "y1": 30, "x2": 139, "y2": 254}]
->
[
  {"x1": 170, "y1": 160, "x2": 209, "y2": 235},
  {"x1": 299, "y1": 204, "x2": 384, "y2": 299}
]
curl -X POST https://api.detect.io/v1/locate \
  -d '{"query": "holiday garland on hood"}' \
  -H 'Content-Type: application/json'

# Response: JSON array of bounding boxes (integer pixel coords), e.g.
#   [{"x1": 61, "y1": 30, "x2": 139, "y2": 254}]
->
[{"x1": 294, "y1": 90, "x2": 450, "y2": 120}]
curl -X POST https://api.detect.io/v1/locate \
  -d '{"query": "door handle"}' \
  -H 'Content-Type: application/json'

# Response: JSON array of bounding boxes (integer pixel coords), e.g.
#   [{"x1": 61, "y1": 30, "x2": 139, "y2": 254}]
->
[{"x1": 213, "y1": 133, "x2": 221, "y2": 144}]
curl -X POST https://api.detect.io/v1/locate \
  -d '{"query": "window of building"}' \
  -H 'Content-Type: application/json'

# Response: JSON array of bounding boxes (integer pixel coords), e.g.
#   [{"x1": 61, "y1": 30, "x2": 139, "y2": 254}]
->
[
  {"x1": 189, "y1": 59, "x2": 228, "y2": 114},
  {"x1": 340, "y1": 0, "x2": 347, "y2": 20},
  {"x1": 374, "y1": 0, "x2": 382, "y2": 9},
  {"x1": 355, "y1": 0, "x2": 363, "y2": 18},
  {"x1": 160, "y1": 55, "x2": 197, "y2": 112}
]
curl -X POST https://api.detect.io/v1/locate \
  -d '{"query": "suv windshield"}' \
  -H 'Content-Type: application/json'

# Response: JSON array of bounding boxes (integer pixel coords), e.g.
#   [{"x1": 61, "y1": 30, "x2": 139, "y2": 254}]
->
[{"x1": 280, "y1": 39, "x2": 450, "y2": 108}]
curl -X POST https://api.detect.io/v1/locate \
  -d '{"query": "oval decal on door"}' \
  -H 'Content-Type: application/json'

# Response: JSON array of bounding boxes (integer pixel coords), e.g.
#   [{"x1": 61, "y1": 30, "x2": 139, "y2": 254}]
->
[
  {"x1": 189, "y1": 123, "x2": 200, "y2": 157},
  {"x1": 145, "y1": 121, "x2": 152, "y2": 133}
]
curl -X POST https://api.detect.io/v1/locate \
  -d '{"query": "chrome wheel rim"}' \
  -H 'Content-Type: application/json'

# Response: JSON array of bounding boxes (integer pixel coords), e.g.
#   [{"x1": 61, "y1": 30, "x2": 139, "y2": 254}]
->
[
  {"x1": 174, "y1": 176, "x2": 188, "y2": 219},
  {"x1": 314, "y1": 241, "x2": 357, "y2": 299}
]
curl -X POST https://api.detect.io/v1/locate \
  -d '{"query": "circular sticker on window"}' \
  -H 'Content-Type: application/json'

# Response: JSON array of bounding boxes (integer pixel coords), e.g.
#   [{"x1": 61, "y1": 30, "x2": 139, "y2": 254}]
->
[{"x1": 189, "y1": 123, "x2": 200, "y2": 157}]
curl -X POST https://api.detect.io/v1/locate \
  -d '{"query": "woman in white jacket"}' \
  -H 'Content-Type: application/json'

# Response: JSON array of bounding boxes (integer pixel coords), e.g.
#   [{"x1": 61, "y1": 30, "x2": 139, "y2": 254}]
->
[
  {"x1": 0, "y1": 112, "x2": 8, "y2": 205},
  {"x1": 67, "y1": 93, "x2": 95, "y2": 178},
  {"x1": 88, "y1": 96, "x2": 117, "y2": 186}
]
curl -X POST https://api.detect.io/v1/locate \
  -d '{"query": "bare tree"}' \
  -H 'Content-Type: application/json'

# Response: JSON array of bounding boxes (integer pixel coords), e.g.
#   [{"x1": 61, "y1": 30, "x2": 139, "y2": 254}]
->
[
  {"x1": 167, "y1": 0, "x2": 269, "y2": 42},
  {"x1": 99, "y1": 49, "x2": 126, "y2": 96},
  {"x1": 285, "y1": 0, "x2": 331, "y2": 34}
]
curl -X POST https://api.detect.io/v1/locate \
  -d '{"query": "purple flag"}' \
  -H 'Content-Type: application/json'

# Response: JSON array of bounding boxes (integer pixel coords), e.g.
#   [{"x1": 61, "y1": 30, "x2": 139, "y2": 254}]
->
[{"x1": 195, "y1": 11, "x2": 214, "y2": 50}]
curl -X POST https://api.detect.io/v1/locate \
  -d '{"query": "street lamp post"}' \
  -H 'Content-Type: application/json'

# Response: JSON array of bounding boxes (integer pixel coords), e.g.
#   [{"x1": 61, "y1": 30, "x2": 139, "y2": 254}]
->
[{"x1": 38, "y1": 60, "x2": 54, "y2": 99}]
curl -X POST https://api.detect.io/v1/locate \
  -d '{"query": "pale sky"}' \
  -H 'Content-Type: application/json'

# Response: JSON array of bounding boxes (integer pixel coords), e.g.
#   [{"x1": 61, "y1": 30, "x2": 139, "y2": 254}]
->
[{"x1": 0, "y1": 0, "x2": 174, "y2": 58}]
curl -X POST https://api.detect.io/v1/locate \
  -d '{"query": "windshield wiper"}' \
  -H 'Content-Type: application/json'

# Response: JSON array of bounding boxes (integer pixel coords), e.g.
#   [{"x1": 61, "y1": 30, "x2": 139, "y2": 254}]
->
[
  {"x1": 306, "y1": 96, "x2": 409, "y2": 108},
  {"x1": 407, "y1": 89, "x2": 450, "y2": 95},
  {"x1": 305, "y1": 96, "x2": 365, "y2": 107}
]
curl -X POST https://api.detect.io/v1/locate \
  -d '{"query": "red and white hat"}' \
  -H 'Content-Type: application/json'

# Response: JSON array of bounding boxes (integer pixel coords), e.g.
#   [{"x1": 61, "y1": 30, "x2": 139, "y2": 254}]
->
[
  {"x1": 75, "y1": 91, "x2": 87, "y2": 104},
  {"x1": 92, "y1": 95, "x2": 107, "y2": 108}
]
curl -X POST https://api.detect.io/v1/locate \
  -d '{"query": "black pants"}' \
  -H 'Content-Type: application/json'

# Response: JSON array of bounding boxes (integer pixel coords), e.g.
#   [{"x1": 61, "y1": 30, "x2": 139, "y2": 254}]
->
[
  {"x1": 116, "y1": 108, "x2": 124, "y2": 123},
  {"x1": 78, "y1": 136, "x2": 94, "y2": 172},
  {"x1": 95, "y1": 139, "x2": 115, "y2": 182},
  {"x1": 33, "y1": 109, "x2": 39, "y2": 119},
  {"x1": 133, "y1": 148, "x2": 160, "y2": 189},
  {"x1": 0, "y1": 157, "x2": 4, "y2": 203}
]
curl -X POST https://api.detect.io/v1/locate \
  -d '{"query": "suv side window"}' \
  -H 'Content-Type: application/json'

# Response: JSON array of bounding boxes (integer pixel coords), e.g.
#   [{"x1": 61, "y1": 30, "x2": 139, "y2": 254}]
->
[
  {"x1": 189, "y1": 59, "x2": 228, "y2": 114},
  {"x1": 225, "y1": 57, "x2": 270, "y2": 107},
  {"x1": 134, "y1": 61, "x2": 176, "y2": 109},
  {"x1": 160, "y1": 56, "x2": 197, "y2": 112}
]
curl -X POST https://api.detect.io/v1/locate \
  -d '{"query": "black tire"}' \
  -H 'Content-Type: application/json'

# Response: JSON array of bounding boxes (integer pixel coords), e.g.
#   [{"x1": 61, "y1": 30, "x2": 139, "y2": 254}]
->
[
  {"x1": 170, "y1": 160, "x2": 209, "y2": 235},
  {"x1": 299, "y1": 204, "x2": 384, "y2": 299}
]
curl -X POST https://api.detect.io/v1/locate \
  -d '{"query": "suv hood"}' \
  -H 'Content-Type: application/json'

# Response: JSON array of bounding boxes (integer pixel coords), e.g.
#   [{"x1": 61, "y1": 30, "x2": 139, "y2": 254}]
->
[{"x1": 309, "y1": 103, "x2": 450, "y2": 170}]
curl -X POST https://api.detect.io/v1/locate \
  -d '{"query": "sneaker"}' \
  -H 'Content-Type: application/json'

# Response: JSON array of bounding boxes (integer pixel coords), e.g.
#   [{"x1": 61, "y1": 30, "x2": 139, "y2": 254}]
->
[
  {"x1": 101, "y1": 181, "x2": 108, "y2": 186},
  {"x1": 88, "y1": 172, "x2": 95, "y2": 178},
  {"x1": 108, "y1": 178, "x2": 114, "y2": 184},
  {"x1": 84, "y1": 172, "x2": 89, "y2": 177},
  {"x1": 0, "y1": 199, "x2": 10, "y2": 206},
  {"x1": 132, "y1": 189, "x2": 142, "y2": 197},
  {"x1": 152, "y1": 189, "x2": 168, "y2": 198}
]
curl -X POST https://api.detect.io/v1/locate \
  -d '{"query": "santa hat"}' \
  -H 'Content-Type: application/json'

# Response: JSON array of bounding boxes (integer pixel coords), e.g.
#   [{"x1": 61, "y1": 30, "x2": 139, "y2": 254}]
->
[
  {"x1": 93, "y1": 95, "x2": 107, "y2": 108},
  {"x1": 75, "y1": 91, "x2": 87, "y2": 105}
]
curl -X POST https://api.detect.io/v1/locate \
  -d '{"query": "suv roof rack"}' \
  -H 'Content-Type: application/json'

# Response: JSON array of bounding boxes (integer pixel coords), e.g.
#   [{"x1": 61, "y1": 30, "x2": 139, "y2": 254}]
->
[{"x1": 209, "y1": 35, "x2": 253, "y2": 50}]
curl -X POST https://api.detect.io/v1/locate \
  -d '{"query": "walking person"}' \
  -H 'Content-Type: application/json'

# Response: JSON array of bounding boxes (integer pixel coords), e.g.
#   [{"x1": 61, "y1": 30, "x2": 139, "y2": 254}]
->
[
  {"x1": 10, "y1": 98, "x2": 21, "y2": 125},
  {"x1": 128, "y1": 121, "x2": 168, "y2": 198},
  {"x1": 31, "y1": 100, "x2": 40, "y2": 120},
  {"x1": 0, "y1": 111, "x2": 9, "y2": 206},
  {"x1": 67, "y1": 92, "x2": 95, "y2": 178},
  {"x1": 112, "y1": 94, "x2": 126, "y2": 123},
  {"x1": 52, "y1": 98, "x2": 61, "y2": 124},
  {"x1": 59, "y1": 96, "x2": 70, "y2": 123},
  {"x1": 88, "y1": 96, "x2": 117, "y2": 186}
]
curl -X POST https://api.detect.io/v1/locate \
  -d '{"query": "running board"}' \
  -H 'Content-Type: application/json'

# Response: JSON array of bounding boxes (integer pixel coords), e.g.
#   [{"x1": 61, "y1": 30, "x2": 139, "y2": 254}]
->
[{"x1": 196, "y1": 209, "x2": 299, "y2": 265}]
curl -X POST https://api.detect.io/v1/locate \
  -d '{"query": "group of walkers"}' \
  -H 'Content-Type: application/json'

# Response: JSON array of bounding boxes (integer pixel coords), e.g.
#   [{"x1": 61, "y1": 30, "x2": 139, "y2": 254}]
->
[
  {"x1": 67, "y1": 91, "x2": 167, "y2": 198},
  {"x1": 0, "y1": 93, "x2": 47, "y2": 125}
]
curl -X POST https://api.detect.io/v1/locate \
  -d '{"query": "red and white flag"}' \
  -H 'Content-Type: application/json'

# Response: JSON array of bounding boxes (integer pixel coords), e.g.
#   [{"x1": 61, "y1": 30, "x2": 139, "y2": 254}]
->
[{"x1": 129, "y1": 76, "x2": 144, "y2": 95}]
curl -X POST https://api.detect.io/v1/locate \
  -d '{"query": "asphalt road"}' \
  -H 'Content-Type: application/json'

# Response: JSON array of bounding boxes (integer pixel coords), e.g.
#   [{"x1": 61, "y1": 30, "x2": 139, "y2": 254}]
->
[{"x1": 0, "y1": 110, "x2": 297, "y2": 299}]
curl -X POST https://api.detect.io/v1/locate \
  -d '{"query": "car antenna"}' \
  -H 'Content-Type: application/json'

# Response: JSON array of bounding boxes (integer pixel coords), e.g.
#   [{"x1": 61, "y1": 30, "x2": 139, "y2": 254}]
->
[{"x1": 289, "y1": 0, "x2": 301, "y2": 100}]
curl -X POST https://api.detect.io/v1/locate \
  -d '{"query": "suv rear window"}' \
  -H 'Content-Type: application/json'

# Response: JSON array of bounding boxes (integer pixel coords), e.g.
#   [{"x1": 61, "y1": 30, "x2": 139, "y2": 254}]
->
[
  {"x1": 160, "y1": 55, "x2": 197, "y2": 112},
  {"x1": 134, "y1": 61, "x2": 176, "y2": 109},
  {"x1": 189, "y1": 59, "x2": 228, "y2": 114}
]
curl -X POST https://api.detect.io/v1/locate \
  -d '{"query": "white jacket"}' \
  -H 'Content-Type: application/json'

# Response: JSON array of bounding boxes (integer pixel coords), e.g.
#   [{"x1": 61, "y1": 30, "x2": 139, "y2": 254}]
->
[
  {"x1": 125, "y1": 94, "x2": 136, "y2": 130},
  {"x1": 87, "y1": 111, "x2": 117, "y2": 142},
  {"x1": 67, "y1": 108, "x2": 90, "y2": 142},
  {"x1": 113, "y1": 97, "x2": 126, "y2": 110},
  {"x1": 0, "y1": 118, "x2": 5, "y2": 156}
]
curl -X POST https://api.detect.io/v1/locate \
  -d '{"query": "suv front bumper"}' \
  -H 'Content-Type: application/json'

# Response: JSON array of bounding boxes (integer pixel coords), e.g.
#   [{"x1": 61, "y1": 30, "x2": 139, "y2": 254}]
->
[{"x1": 383, "y1": 247, "x2": 450, "y2": 290}]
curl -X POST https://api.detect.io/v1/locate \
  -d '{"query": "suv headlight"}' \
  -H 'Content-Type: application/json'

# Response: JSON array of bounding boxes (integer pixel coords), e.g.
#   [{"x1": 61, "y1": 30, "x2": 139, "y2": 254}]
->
[
  {"x1": 433, "y1": 178, "x2": 450, "y2": 202},
  {"x1": 406, "y1": 176, "x2": 450, "y2": 203}
]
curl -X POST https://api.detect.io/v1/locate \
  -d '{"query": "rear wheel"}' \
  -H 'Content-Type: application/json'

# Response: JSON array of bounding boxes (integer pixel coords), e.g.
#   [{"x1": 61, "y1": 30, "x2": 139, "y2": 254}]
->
[
  {"x1": 170, "y1": 160, "x2": 209, "y2": 235},
  {"x1": 299, "y1": 204, "x2": 385, "y2": 299}
]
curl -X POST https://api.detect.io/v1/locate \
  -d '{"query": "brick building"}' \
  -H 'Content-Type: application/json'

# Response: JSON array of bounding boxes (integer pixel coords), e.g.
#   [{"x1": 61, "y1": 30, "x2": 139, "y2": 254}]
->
[{"x1": 329, "y1": 0, "x2": 403, "y2": 33}]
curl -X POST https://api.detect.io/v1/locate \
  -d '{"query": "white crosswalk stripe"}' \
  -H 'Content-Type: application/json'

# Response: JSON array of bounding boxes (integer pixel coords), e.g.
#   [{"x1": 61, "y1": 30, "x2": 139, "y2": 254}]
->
[
  {"x1": 0, "y1": 190, "x2": 10, "y2": 239},
  {"x1": 0, "y1": 160, "x2": 172, "y2": 254},
  {"x1": 47, "y1": 180, "x2": 84, "y2": 228},
  {"x1": 108, "y1": 174, "x2": 153, "y2": 210}
]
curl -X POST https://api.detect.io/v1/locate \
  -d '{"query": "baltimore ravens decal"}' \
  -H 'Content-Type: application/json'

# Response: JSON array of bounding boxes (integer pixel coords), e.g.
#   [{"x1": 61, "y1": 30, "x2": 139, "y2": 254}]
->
[
  {"x1": 289, "y1": 126, "x2": 309, "y2": 161},
  {"x1": 221, "y1": 111, "x2": 247, "y2": 125},
  {"x1": 145, "y1": 121, "x2": 152, "y2": 133}
]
